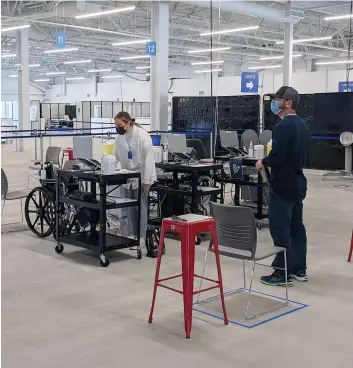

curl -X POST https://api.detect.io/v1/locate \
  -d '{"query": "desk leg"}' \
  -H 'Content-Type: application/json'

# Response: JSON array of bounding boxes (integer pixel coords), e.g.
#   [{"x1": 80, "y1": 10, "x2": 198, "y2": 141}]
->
[
  {"x1": 257, "y1": 173, "x2": 263, "y2": 219},
  {"x1": 219, "y1": 169, "x2": 224, "y2": 204},
  {"x1": 234, "y1": 184, "x2": 240, "y2": 206},
  {"x1": 191, "y1": 172, "x2": 197, "y2": 213},
  {"x1": 99, "y1": 182, "x2": 106, "y2": 256}
]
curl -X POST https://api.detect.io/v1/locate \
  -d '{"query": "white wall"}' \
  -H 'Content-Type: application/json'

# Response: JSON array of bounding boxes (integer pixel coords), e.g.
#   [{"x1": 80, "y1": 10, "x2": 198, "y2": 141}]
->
[
  {"x1": 1, "y1": 77, "x2": 46, "y2": 101},
  {"x1": 45, "y1": 69, "x2": 350, "y2": 104}
]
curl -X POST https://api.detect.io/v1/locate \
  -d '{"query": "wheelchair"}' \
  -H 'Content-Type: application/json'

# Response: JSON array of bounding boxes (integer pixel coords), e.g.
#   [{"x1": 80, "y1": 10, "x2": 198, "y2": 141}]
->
[{"x1": 24, "y1": 161, "x2": 90, "y2": 239}]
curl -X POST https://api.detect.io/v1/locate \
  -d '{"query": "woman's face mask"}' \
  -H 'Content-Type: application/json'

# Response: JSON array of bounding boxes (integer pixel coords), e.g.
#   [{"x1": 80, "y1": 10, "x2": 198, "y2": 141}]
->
[
  {"x1": 115, "y1": 120, "x2": 129, "y2": 135},
  {"x1": 271, "y1": 100, "x2": 282, "y2": 115}
]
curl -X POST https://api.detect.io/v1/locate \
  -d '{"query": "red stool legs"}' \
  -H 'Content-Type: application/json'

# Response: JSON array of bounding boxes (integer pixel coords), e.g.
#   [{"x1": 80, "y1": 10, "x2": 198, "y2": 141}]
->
[
  {"x1": 148, "y1": 226, "x2": 166, "y2": 323},
  {"x1": 348, "y1": 230, "x2": 353, "y2": 263},
  {"x1": 211, "y1": 229, "x2": 229, "y2": 325}
]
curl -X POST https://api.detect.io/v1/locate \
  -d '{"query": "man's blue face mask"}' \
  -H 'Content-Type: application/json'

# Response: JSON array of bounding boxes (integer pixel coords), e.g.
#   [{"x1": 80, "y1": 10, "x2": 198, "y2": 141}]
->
[{"x1": 271, "y1": 100, "x2": 282, "y2": 115}]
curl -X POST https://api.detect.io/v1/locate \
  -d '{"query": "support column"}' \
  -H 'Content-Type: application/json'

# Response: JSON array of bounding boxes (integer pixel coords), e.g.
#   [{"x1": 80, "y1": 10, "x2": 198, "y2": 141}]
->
[
  {"x1": 17, "y1": 28, "x2": 30, "y2": 151},
  {"x1": 283, "y1": 3, "x2": 293, "y2": 85},
  {"x1": 150, "y1": 1, "x2": 169, "y2": 131}
]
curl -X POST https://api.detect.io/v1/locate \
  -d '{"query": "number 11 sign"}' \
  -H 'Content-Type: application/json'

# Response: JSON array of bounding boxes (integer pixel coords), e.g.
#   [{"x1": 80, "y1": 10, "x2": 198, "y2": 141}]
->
[
  {"x1": 146, "y1": 41, "x2": 156, "y2": 56},
  {"x1": 56, "y1": 31, "x2": 66, "y2": 48}
]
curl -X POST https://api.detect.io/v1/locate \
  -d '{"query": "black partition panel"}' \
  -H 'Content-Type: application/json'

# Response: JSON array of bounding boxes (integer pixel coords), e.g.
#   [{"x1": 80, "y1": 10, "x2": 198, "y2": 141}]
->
[
  {"x1": 172, "y1": 95, "x2": 260, "y2": 155},
  {"x1": 263, "y1": 92, "x2": 352, "y2": 170}
]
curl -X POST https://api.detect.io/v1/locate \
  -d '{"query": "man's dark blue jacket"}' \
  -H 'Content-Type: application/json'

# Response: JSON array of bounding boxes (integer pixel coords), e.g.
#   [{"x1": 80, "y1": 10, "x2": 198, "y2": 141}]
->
[{"x1": 262, "y1": 115, "x2": 310, "y2": 202}]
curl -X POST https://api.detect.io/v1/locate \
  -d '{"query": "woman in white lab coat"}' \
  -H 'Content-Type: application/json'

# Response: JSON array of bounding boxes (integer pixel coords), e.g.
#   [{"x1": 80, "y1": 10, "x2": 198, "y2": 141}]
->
[{"x1": 114, "y1": 111, "x2": 156, "y2": 256}]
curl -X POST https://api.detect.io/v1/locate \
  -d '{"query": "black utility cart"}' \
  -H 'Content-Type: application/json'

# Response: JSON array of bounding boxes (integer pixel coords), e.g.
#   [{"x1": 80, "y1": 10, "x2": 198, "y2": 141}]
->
[{"x1": 55, "y1": 169, "x2": 142, "y2": 267}]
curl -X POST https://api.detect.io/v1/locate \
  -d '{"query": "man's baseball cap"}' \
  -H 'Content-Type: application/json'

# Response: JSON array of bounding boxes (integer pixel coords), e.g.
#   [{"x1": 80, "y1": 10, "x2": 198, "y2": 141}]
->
[{"x1": 268, "y1": 86, "x2": 300, "y2": 107}]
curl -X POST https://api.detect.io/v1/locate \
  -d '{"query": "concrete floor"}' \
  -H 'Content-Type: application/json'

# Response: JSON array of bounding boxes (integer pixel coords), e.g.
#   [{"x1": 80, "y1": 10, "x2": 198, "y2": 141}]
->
[{"x1": 1, "y1": 138, "x2": 353, "y2": 368}]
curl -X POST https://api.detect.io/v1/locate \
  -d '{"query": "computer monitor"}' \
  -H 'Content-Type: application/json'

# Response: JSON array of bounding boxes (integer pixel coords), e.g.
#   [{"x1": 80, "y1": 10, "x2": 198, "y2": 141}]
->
[
  {"x1": 166, "y1": 134, "x2": 188, "y2": 154},
  {"x1": 220, "y1": 130, "x2": 239, "y2": 148}
]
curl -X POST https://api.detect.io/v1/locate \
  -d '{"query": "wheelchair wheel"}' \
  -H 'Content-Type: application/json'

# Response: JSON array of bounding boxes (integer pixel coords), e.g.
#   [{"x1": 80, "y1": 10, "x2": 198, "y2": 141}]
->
[{"x1": 25, "y1": 187, "x2": 55, "y2": 237}]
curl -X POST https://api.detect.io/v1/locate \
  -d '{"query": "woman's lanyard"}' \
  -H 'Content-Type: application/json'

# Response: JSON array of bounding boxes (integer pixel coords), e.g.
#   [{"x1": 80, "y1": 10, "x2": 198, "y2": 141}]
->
[{"x1": 125, "y1": 135, "x2": 132, "y2": 160}]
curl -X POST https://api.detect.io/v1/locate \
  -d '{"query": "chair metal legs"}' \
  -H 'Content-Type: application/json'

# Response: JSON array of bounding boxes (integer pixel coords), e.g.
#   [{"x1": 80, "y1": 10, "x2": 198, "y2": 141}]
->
[
  {"x1": 2, "y1": 198, "x2": 24, "y2": 226},
  {"x1": 245, "y1": 250, "x2": 289, "y2": 320},
  {"x1": 197, "y1": 249, "x2": 290, "y2": 321}
]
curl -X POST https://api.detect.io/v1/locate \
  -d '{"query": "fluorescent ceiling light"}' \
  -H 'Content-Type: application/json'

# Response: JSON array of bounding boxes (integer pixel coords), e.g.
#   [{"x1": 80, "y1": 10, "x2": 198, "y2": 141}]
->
[
  {"x1": 63, "y1": 59, "x2": 92, "y2": 65},
  {"x1": 102, "y1": 75, "x2": 124, "y2": 79},
  {"x1": 315, "y1": 60, "x2": 353, "y2": 66},
  {"x1": 276, "y1": 36, "x2": 332, "y2": 45},
  {"x1": 34, "y1": 79, "x2": 50, "y2": 82},
  {"x1": 119, "y1": 55, "x2": 150, "y2": 60},
  {"x1": 112, "y1": 39, "x2": 151, "y2": 46},
  {"x1": 66, "y1": 77, "x2": 85, "y2": 80},
  {"x1": 248, "y1": 65, "x2": 282, "y2": 70},
  {"x1": 1, "y1": 24, "x2": 30, "y2": 33},
  {"x1": 194, "y1": 68, "x2": 222, "y2": 73},
  {"x1": 191, "y1": 60, "x2": 224, "y2": 65},
  {"x1": 260, "y1": 54, "x2": 302, "y2": 60},
  {"x1": 200, "y1": 25, "x2": 259, "y2": 36},
  {"x1": 9, "y1": 74, "x2": 18, "y2": 78},
  {"x1": 325, "y1": 14, "x2": 353, "y2": 21},
  {"x1": 29, "y1": 64, "x2": 41, "y2": 67},
  {"x1": 75, "y1": 5, "x2": 135, "y2": 19},
  {"x1": 136, "y1": 66, "x2": 150, "y2": 69},
  {"x1": 87, "y1": 68, "x2": 112, "y2": 73},
  {"x1": 188, "y1": 47, "x2": 231, "y2": 54},
  {"x1": 46, "y1": 71, "x2": 66, "y2": 75},
  {"x1": 44, "y1": 47, "x2": 78, "y2": 54},
  {"x1": 1, "y1": 54, "x2": 16, "y2": 58}
]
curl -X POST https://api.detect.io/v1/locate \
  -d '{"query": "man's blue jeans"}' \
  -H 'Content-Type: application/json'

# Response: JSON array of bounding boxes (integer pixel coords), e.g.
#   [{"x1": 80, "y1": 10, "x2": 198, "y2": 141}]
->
[{"x1": 268, "y1": 191, "x2": 307, "y2": 275}]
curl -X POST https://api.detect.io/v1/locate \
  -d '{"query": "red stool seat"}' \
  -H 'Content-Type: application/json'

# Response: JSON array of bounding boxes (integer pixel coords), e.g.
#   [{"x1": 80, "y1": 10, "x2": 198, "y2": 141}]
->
[
  {"x1": 148, "y1": 214, "x2": 228, "y2": 338},
  {"x1": 348, "y1": 230, "x2": 353, "y2": 263}
]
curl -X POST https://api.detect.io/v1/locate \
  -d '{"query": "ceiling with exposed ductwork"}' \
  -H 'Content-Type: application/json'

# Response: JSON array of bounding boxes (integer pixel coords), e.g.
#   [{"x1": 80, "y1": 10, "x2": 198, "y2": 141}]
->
[{"x1": 1, "y1": 0, "x2": 352, "y2": 83}]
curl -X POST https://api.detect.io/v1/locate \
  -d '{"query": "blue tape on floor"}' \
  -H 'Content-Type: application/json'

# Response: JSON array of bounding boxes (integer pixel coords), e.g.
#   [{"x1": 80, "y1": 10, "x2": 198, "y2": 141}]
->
[{"x1": 193, "y1": 288, "x2": 308, "y2": 329}]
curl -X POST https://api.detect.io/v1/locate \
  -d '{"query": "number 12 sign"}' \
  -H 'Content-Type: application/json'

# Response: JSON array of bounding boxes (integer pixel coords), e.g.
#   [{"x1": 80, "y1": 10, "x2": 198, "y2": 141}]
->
[
  {"x1": 146, "y1": 41, "x2": 156, "y2": 56},
  {"x1": 56, "y1": 31, "x2": 66, "y2": 48}
]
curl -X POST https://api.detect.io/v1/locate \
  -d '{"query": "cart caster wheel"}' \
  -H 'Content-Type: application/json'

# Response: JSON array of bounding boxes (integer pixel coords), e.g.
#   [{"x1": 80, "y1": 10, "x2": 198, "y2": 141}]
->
[
  {"x1": 195, "y1": 236, "x2": 201, "y2": 245},
  {"x1": 137, "y1": 248, "x2": 142, "y2": 260},
  {"x1": 55, "y1": 244, "x2": 64, "y2": 254},
  {"x1": 100, "y1": 256, "x2": 110, "y2": 267},
  {"x1": 256, "y1": 222, "x2": 263, "y2": 230},
  {"x1": 162, "y1": 245, "x2": 166, "y2": 255},
  {"x1": 322, "y1": 176, "x2": 327, "y2": 181}
]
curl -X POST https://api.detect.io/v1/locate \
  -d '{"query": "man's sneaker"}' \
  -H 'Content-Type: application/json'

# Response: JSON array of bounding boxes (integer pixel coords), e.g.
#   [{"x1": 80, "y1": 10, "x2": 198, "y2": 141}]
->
[
  {"x1": 261, "y1": 273, "x2": 293, "y2": 287},
  {"x1": 291, "y1": 270, "x2": 308, "y2": 282}
]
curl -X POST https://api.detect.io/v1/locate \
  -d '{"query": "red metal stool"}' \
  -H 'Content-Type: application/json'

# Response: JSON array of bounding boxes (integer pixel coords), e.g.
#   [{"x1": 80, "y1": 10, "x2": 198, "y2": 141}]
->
[
  {"x1": 148, "y1": 214, "x2": 228, "y2": 338},
  {"x1": 61, "y1": 148, "x2": 74, "y2": 167},
  {"x1": 348, "y1": 230, "x2": 353, "y2": 263}
]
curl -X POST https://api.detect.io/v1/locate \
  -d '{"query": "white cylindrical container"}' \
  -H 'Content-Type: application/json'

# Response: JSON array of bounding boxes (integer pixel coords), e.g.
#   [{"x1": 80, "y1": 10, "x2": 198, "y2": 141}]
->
[
  {"x1": 162, "y1": 143, "x2": 168, "y2": 163},
  {"x1": 254, "y1": 144, "x2": 265, "y2": 159},
  {"x1": 153, "y1": 146, "x2": 163, "y2": 163},
  {"x1": 101, "y1": 155, "x2": 117, "y2": 174}
]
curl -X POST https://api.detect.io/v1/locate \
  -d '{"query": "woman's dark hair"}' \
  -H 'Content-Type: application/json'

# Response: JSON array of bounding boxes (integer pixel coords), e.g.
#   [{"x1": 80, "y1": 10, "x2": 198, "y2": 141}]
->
[{"x1": 114, "y1": 111, "x2": 135, "y2": 124}]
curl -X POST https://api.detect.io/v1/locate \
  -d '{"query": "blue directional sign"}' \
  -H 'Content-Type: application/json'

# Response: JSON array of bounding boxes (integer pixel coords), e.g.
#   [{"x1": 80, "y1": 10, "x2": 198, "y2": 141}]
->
[
  {"x1": 56, "y1": 31, "x2": 66, "y2": 48},
  {"x1": 338, "y1": 81, "x2": 353, "y2": 92},
  {"x1": 241, "y1": 72, "x2": 259, "y2": 93},
  {"x1": 146, "y1": 41, "x2": 156, "y2": 56}
]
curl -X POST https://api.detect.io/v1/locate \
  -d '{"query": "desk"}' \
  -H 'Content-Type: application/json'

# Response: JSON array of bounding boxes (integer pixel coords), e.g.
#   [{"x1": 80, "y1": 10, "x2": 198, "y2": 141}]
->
[
  {"x1": 55, "y1": 169, "x2": 142, "y2": 266},
  {"x1": 155, "y1": 162, "x2": 223, "y2": 213}
]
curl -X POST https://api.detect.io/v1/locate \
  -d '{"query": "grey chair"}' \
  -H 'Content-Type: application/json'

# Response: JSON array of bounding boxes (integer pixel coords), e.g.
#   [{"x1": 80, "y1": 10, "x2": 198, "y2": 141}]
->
[
  {"x1": 241, "y1": 129, "x2": 259, "y2": 150},
  {"x1": 2, "y1": 169, "x2": 29, "y2": 225},
  {"x1": 28, "y1": 146, "x2": 61, "y2": 188},
  {"x1": 259, "y1": 130, "x2": 272, "y2": 148},
  {"x1": 197, "y1": 202, "x2": 289, "y2": 320}
]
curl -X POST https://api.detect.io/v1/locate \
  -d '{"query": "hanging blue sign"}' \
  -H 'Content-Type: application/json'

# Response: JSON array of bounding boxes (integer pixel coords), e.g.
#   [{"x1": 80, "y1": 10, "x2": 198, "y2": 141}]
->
[
  {"x1": 146, "y1": 41, "x2": 156, "y2": 56},
  {"x1": 56, "y1": 31, "x2": 66, "y2": 48},
  {"x1": 241, "y1": 72, "x2": 259, "y2": 93},
  {"x1": 338, "y1": 81, "x2": 353, "y2": 92}
]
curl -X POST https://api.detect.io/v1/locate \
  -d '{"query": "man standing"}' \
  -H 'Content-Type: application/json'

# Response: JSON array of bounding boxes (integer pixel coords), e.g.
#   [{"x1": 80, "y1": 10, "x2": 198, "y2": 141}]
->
[{"x1": 256, "y1": 86, "x2": 310, "y2": 286}]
